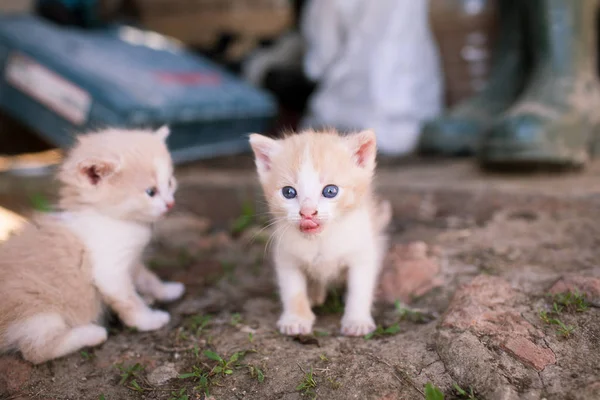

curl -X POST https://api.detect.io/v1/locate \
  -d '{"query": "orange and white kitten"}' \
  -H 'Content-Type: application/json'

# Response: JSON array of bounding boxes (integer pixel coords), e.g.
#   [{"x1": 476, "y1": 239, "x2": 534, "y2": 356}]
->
[
  {"x1": 0, "y1": 127, "x2": 184, "y2": 364},
  {"x1": 249, "y1": 129, "x2": 391, "y2": 336}
]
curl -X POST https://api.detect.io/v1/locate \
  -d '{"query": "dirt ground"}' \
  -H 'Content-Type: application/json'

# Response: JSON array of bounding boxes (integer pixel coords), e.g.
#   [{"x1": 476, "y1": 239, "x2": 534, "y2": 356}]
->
[{"x1": 1, "y1": 159, "x2": 600, "y2": 400}]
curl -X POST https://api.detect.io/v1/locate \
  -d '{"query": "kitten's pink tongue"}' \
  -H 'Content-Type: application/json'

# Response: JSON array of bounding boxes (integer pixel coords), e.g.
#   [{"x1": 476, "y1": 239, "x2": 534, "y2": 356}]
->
[{"x1": 300, "y1": 219, "x2": 319, "y2": 230}]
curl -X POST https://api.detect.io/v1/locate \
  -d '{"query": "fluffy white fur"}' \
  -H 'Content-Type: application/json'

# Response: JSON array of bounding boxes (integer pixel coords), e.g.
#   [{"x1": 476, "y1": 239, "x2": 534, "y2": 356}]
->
[
  {"x1": 0, "y1": 127, "x2": 184, "y2": 364},
  {"x1": 250, "y1": 129, "x2": 391, "y2": 336}
]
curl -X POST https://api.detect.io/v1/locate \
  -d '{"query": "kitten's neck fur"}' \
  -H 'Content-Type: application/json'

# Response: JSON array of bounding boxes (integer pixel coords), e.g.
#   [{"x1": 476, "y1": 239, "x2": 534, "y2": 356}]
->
[
  {"x1": 61, "y1": 209, "x2": 152, "y2": 270},
  {"x1": 58, "y1": 197, "x2": 155, "y2": 228}
]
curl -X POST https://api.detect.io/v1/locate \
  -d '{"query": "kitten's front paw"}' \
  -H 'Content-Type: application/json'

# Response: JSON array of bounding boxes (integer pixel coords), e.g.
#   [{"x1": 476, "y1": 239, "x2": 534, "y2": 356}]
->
[
  {"x1": 277, "y1": 313, "x2": 315, "y2": 336},
  {"x1": 130, "y1": 309, "x2": 171, "y2": 331},
  {"x1": 341, "y1": 316, "x2": 376, "y2": 337},
  {"x1": 158, "y1": 282, "x2": 185, "y2": 302}
]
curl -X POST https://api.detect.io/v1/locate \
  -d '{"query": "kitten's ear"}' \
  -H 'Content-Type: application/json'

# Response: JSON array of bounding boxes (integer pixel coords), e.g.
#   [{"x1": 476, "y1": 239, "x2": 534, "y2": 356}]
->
[
  {"x1": 249, "y1": 134, "x2": 280, "y2": 179},
  {"x1": 346, "y1": 129, "x2": 377, "y2": 169},
  {"x1": 155, "y1": 126, "x2": 170, "y2": 141},
  {"x1": 77, "y1": 157, "x2": 120, "y2": 186}
]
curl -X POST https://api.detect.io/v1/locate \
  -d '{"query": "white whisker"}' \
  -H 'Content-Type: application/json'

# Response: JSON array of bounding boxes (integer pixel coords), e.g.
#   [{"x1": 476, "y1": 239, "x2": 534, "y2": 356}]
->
[{"x1": 247, "y1": 217, "x2": 287, "y2": 245}]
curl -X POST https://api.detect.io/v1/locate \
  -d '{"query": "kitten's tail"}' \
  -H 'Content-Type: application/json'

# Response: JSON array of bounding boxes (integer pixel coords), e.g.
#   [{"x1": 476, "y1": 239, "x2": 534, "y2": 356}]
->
[{"x1": 375, "y1": 199, "x2": 392, "y2": 232}]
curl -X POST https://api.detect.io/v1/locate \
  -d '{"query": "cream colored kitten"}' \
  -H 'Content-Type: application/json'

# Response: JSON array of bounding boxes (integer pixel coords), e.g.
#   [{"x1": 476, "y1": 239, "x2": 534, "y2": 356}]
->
[
  {"x1": 249, "y1": 129, "x2": 391, "y2": 336},
  {"x1": 0, "y1": 127, "x2": 185, "y2": 364}
]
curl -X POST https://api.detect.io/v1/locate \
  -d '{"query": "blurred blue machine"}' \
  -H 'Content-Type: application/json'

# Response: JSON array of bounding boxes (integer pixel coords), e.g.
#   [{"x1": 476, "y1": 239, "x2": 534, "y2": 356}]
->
[
  {"x1": 36, "y1": 0, "x2": 103, "y2": 27},
  {"x1": 0, "y1": 14, "x2": 276, "y2": 163}
]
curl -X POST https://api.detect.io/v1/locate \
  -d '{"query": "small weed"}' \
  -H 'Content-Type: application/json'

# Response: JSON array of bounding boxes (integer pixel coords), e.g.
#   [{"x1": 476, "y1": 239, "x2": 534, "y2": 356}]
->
[
  {"x1": 128, "y1": 380, "x2": 144, "y2": 393},
  {"x1": 395, "y1": 301, "x2": 435, "y2": 323},
  {"x1": 179, "y1": 350, "x2": 249, "y2": 395},
  {"x1": 538, "y1": 291, "x2": 588, "y2": 339},
  {"x1": 179, "y1": 365, "x2": 210, "y2": 395},
  {"x1": 98, "y1": 395, "x2": 106, "y2": 400},
  {"x1": 552, "y1": 291, "x2": 589, "y2": 313},
  {"x1": 539, "y1": 311, "x2": 576, "y2": 338},
  {"x1": 539, "y1": 310, "x2": 551, "y2": 324},
  {"x1": 205, "y1": 350, "x2": 244, "y2": 376},
  {"x1": 318, "y1": 354, "x2": 329, "y2": 362},
  {"x1": 186, "y1": 314, "x2": 212, "y2": 335},
  {"x1": 248, "y1": 332, "x2": 254, "y2": 343},
  {"x1": 552, "y1": 302, "x2": 563, "y2": 314},
  {"x1": 177, "y1": 329, "x2": 189, "y2": 341},
  {"x1": 30, "y1": 193, "x2": 51, "y2": 212},
  {"x1": 248, "y1": 365, "x2": 265, "y2": 383},
  {"x1": 192, "y1": 344, "x2": 200, "y2": 359},
  {"x1": 314, "y1": 330, "x2": 330, "y2": 337},
  {"x1": 231, "y1": 201, "x2": 255, "y2": 235},
  {"x1": 169, "y1": 388, "x2": 189, "y2": 400},
  {"x1": 115, "y1": 363, "x2": 149, "y2": 392},
  {"x1": 424, "y1": 382, "x2": 444, "y2": 400},
  {"x1": 364, "y1": 323, "x2": 401, "y2": 340},
  {"x1": 327, "y1": 377, "x2": 341, "y2": 390},
  {"x1": 230, "y1": 313, "x2": 243, "y2": 326},
  {"x1": 314, "y1": 288, "x2": 345, "y2": 315},
  {"x1": 116, "y1": 363, "x2": 145, "y2": 386},
  {"x1": 296, "y1": 367, "x2": 317, "y2": 399},
  {"x1": 80, "y1": 350, "x2": 95, "y2": 361},
  {"x1": 555, "y1": 320, "x2": 576, "y2": 338},
  {"x1": 453, "y1": 383, "x2": 478, "y2": 400}
]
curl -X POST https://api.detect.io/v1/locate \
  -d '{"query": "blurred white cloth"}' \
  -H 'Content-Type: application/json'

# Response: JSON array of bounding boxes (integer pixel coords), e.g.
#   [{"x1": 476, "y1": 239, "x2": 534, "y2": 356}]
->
[
  {"x1": 301, "y1": 0, "x2": 443, "y2": 155},
  {"x1": 243, "y1": 32, "x2": 304, "y2": 87}
]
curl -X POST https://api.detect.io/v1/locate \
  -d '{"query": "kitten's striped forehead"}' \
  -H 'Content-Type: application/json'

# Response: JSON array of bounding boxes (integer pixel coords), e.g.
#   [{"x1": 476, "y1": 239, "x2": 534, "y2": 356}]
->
[{"x1": 275, "y1": 132, "x2": 354, "y2": 186}]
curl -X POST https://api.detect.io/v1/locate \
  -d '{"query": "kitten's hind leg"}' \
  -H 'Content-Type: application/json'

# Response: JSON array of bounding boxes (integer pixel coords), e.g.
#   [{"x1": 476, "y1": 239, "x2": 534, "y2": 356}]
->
[
  {"x1": 8, "y1": 313, "x2": 107, "y2": 364},
  {"x1": 134, "y1": 263, "x2": 185, "y2": 303}
]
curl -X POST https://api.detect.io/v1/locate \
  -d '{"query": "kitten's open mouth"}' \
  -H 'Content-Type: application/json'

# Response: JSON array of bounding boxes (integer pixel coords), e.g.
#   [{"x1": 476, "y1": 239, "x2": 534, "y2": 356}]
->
[{"x1": 299, "y1": 219, "x2": 322, "y2": 234}]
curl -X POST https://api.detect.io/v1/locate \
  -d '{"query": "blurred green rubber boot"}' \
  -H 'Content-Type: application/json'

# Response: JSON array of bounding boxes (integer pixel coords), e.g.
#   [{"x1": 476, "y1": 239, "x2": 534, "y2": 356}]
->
[
  {"x1": 419, "y1": 0, "x2": 526, "y2": 156},
  {"x1": 479, "y1": 0, "x2": 600, "y2": 168}
]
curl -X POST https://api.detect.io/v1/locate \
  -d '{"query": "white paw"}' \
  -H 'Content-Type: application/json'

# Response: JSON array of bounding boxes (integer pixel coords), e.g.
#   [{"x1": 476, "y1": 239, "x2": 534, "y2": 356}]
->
[
  {"x1": 131, "y1": 309, "x2": 171, "y2": 331},
  {"x1": 75, "y1": 325, "x2": 108, "y2": 347},
  {"x1": 341, "y1": 315, "x2": 376, "y2": 337},
  {"x1": 277, "y1": 313, "x2": 315, "y2": 336},
  {"x1": 159, "y1": 282, "x2": 185, "y2": 302}
]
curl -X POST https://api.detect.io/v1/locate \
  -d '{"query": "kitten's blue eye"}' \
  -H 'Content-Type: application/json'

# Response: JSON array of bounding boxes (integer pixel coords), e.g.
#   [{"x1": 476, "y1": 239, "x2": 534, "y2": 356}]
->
[
  {"x1": 146, "y1": 187, "x2": 158, "y2": 197},
  {"x1": 322, "y1": 185, "x2": 339, "y2": 198},
  {"x1": 282, "y1": 186, "x2": 297, "y2": 199}
]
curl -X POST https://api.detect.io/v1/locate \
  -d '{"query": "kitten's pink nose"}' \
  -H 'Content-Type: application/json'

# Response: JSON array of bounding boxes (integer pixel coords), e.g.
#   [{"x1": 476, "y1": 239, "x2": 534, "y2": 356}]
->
[
  {"x1": 299, "y1": 207, "x2": 318, "y2": 219},
  {"x1": 166, "y1": 201, "x2": 175, "y2": 210}
]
